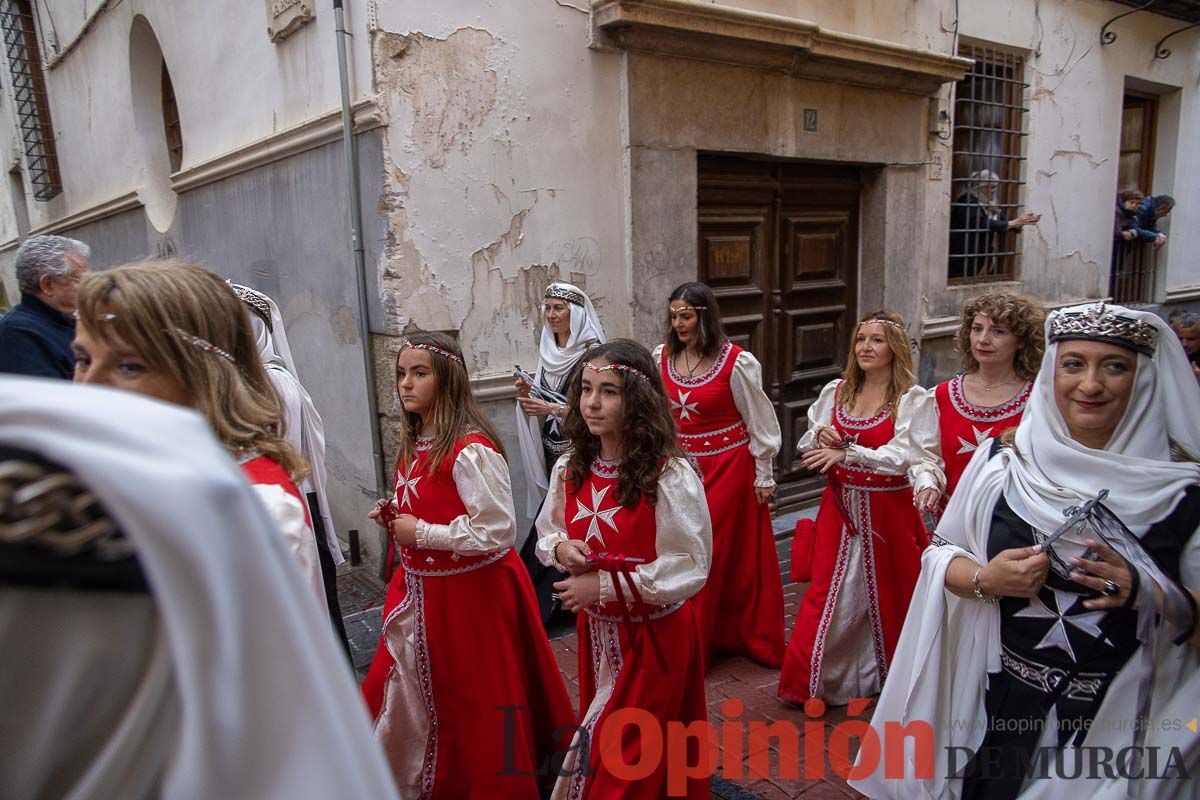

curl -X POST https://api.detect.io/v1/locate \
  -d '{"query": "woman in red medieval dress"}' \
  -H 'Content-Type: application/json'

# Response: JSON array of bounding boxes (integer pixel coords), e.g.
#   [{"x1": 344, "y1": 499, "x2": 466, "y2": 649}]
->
[
  {"x1": 778, "y1": 310, "x2": 944, "y2": 705},
  {"x1": 654, "y1": 281, "x2": 784, "y2": 667},
  {"x1": 360, "y1": 332, "x2": 574, "y2": 799},
  {"x1": 933, "y1": 290, "x2": 1044, "y2": 500},
  {"x1": 537, "y1": 339, "x2": 712, "y2": 800}
]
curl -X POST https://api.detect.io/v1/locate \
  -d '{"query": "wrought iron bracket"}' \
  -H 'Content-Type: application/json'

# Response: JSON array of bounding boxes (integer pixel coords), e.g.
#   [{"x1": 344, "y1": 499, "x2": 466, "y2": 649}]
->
[
  {"x1": 1154, "y1": 20, "x2": 1200, "y2": 59},
  {"x1": 1100, "y1": 0, "x2": 1158, "y2": 45}
]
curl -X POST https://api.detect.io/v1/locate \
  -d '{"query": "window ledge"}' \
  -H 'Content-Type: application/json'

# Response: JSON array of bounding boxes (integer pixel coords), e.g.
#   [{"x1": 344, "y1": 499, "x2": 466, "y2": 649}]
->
[{"x1": 591, "y1": 0, "x2": 971, "y2": 95}]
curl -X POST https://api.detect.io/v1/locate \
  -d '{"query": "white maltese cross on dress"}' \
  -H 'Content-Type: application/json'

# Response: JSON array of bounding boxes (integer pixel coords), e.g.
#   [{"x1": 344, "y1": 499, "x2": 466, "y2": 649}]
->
[
  {"x1": 672, "y1": 390, "x2": 699, "y2": 421},
  {"x1": 956, "y1": 425, "x2": 991, "y2": 455},
  {"x1": 572, "y1": 484, "x2": 621, "y2": 548},
  {"x1": 396, "y1": 460, "x2": 422, "y2": 510},
  {"x1": 1014, "y1": 587, "x2": 1107, "y2": 661}
]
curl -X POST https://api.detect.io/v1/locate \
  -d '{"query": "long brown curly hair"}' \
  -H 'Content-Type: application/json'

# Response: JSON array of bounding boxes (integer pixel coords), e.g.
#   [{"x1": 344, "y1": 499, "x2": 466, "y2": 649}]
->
[
  {"x1": 392, "y1": 331, "x2": 505, "y2": 475},
  {"x1": 562, "y1": 339, "x2": 683, "y2": 506},
  {"x1": 955, "y1": 290, "x2": 1046, "y2": 379},
  {"x1": 76, "y1": 259, "x2": 310, "y2": 482}
]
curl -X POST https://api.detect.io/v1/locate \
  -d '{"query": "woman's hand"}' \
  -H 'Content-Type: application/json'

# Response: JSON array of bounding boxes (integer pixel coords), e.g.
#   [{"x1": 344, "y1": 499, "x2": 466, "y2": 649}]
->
[
  {"x1": 977, "y1": 545, "x2": 1049, "y2": 599},
  {"x1": 802, "y1": 447, "x2": 846, "y2": 474},
  {"x1": 553, "y1": 573, "x2": 601, "y2": 612},
  {"x1": 515, "y1": 376, "x2": 532, "y2": 398},
  {"x1": 553, "y1": 539, "x2": 593, "y2": 575},
  {"x1": 816, "y1": 426, "x2": 844, "y2": 448},
  {"x1": 914, "y1": 488, "x2": 941, "y2": 513},
  {"x1": 390, "y1": 514, "x2": 419, "y2": 547},
  {"x1": 1071, "y1": 538, "x2": 1135, "y2": 610},
  {"x1": 517, "y1": 396, "x2": 552, "y2": 417},
  {"x1": 368, "y1": 499, "x2": 391, "y2": 529},
  {"x1": 754, "y1": 485, "x2": 776, "y2": 505}
]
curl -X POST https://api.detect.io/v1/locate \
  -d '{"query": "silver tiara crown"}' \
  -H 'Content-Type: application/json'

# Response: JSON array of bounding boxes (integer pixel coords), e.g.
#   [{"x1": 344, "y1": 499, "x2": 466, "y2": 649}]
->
[
  {"x1": 228, "y1": 282, "x2": 273, "y2": 332},
  {"x1": 1049, "y1": 303, "x2": 1156, "y2": 356},
  {"x1": 545, "y1": 285, "x2": 585, "y2": 307}
]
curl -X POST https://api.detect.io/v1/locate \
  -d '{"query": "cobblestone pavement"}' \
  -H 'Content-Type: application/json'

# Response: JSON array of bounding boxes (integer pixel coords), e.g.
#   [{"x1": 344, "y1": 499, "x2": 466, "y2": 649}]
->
[{"x1": 337, "y1": 507, "x2": 866, "y2": 799}]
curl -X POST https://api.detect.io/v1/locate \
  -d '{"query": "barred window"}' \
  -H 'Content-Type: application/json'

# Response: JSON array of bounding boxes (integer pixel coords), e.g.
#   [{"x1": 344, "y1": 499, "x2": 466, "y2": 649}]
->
[
  {"x1": 161, "y1": 61, "x2": 182, "y2": 173},
  {"x1": 948, "y1": 45, "x2": 1028, "y2": 283},
  {"x1": 0, "y1": 0, "x2": 61, "y2": 201}
]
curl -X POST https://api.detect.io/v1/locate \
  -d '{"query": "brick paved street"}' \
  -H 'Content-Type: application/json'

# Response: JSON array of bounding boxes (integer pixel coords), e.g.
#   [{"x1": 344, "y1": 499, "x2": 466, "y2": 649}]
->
[{"x1": 339, "y1": 507, "x2": 866, "y2": 799}]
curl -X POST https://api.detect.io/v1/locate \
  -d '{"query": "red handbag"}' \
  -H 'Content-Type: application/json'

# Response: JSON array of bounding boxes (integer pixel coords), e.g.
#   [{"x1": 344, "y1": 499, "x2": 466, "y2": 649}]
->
[{"x1": 789, "y1": 518, "x2": 817, "y2": 583}]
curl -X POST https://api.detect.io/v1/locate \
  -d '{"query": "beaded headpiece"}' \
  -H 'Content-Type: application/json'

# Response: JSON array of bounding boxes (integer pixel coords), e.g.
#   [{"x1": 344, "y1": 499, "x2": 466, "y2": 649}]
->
[
  {"x1": 1048, "y1": 303, "x2": 1156, "y2": 356},
  {"x1": 545, "y1": 285, "x2": 586, "y2": 307},
  {"x1": 228, "y1": 282, "x2": 273, "y2": 332},
  {"x1": 858, "y1": 317, "x2": 907, "y2": 334},
  {"x1": 669, "y1": 304, "x2": 707, "y2": 314},
  {"x1": 584, "y1": 361, "x2": 649, "y2": 382},
  {"x1": 399, "y1": 339, "x2": 465, "y2": 367},
  {"x1": 170, "y1": 327, "x2": 235, "y2": 363}
]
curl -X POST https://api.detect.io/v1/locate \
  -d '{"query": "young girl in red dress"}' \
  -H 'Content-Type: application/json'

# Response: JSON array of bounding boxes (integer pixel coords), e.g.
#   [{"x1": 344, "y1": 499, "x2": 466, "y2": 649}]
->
[
  {"x1": 655, "y1": 282, "x2": 784, "y2": 667},
  {"x1": 778, "y1": 310, "x2": 944, "y2": 705},
  {"x1": 360, "y1": 332, "x2": 574, "y2": 799},
  {"x1": 536, "y1": 339, "x2": 712, "y2": 800},
  {"x1": 932, "y1": 290, "x2": 1043, "y2": 499}
]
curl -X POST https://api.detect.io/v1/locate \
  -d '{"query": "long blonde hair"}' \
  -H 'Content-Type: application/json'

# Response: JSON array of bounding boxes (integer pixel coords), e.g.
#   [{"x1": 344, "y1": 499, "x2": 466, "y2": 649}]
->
[
  {"x1": 392, "y1": 331, "x2": 505, "y2": 475},
  {"x1": 839, "y1": 309, "x2": 916, "y2": 415},
  {"x1": 76, "y1": 259, "x2": 310, "y2": 481}
]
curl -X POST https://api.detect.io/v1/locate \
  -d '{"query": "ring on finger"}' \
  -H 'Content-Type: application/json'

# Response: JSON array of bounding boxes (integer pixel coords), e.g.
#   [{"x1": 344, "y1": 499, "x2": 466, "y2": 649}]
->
[{"x1": 1103, "y1": 579, "x2": 1120, "y2": 597}]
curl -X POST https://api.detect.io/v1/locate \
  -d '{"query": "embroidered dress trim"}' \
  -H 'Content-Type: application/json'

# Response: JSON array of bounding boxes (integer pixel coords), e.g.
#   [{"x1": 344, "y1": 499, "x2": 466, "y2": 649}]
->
[
  {"x1": 665, "y1": 340, "x2": 734, "y2": 388},
  {"x1": 835, "y1": 464, "x2": 910, "y2": 491},
  {"x1": 410, "y1": 575, "x2": 439, "y2": 798},
  {"x1": 834, "y1": 400, "x2": 890, "y2": 430},
  {"x1": 948, "y1": 374, "x2": 1033, "y2": 423},
  {"x1": 568, "y1": 620, "x2": 624, "y2": 800},
  {"x1": 677, "y1": 421, "x2": 750, "y2": 457},
  {"x1": 401, "y1": 548, "x2": 510, "y2": 577},
  {"x1": 1001, "y1": 644, "x2": 1109, "y2": 702},
  {"x1": 585, "y1": 600, "x2": 684, "y2": 624},
  {"x1": 415, "y1": 435, "x2": 435, "y2": 452},
  {"x1": 591, "y1": 457, "x2": 621, "y2": 479},
  {"x1": 810, "y1": 521, "x2": 854, "y2": 698},
  {"x1": 858, "y1": 491, "x2": 889, "y2": 683}
]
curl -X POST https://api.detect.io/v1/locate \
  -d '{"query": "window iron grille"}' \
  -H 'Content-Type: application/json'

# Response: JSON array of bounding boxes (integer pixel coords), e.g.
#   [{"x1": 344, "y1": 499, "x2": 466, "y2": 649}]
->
[
  {"x1": 0, "y1": 0, "x2": 61, "y2": 201},
  {"x1": 948, "y1": 45, "x2": 1029, "y2": 283}
]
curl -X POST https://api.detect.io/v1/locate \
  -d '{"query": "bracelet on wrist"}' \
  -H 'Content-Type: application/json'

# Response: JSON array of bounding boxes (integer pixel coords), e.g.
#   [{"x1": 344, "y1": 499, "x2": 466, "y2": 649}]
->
[{"x1": 973, "y1": 568, "x2": 998, "y2": 604}]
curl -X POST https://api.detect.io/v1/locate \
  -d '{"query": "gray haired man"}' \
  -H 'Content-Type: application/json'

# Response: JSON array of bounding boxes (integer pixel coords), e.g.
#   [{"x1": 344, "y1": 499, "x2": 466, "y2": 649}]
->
[{"x1": 0, "y1": 235, "x2": 91, "y2": 378}]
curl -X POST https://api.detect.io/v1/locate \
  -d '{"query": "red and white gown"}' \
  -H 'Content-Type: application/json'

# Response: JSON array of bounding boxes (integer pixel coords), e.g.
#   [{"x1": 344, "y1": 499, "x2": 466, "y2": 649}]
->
[
  {"x1": 360, "y1": 433, "x2": 575, "y2": 799},
  {"x1": 655, "y1": 341, "x2": 785, "y2": 667},
  {"x1": 536, "y1": 456, "x2": 713, "y2": 800},
  {"x1": 777, "y1": 381, "x2": 943, "y2": 705},
  {"x1": 933, "y1": 373, "x2": 1032, "y2": 498},
  {"x1": 240, "y1": 453, "x2": 326, "y2": 607}
]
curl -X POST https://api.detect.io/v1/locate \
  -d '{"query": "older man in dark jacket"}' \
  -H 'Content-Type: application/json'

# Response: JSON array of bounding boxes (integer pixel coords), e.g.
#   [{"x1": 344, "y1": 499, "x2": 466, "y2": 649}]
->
[{"x1": 0, "y1": 235, "x2": 90, "y2": 378}]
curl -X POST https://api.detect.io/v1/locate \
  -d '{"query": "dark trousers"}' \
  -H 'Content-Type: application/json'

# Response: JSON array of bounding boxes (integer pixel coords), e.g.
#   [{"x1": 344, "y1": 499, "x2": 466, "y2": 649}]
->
[{"x1": 307, "y1": 493, "x2": 353, "y2": 666}]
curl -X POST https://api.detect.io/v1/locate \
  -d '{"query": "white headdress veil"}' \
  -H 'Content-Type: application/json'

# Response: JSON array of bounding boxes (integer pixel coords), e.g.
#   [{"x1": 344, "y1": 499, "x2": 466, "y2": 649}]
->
[
  {"x1": 0, "y1": 378, "x2": 396, "y2": 798},
  {"x1": 243, "y1": 291, "x2": 341, "y2": 564},
  {"x1": 515, "y1": 282, "x2": 606, "y2": 515}
]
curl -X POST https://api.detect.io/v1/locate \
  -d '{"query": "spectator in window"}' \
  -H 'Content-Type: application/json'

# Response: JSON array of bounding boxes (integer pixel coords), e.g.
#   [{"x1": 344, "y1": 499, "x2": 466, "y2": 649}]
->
[
  {"x1": 1169, "y1": 310, "x2": 1200, "y2": 381},
  {"x1": 1131, "y1": 194, "x2": 1174, "y2": 249},
  {"x1": 949, "y1": 170, "x2": 1040, "y2": 279},
  {"x1": 0, "y1": 235, "x2": 91, "y2": 378},
  {"x1": 1114, "y1": 189, "x2": 1144, "y2": 242}
]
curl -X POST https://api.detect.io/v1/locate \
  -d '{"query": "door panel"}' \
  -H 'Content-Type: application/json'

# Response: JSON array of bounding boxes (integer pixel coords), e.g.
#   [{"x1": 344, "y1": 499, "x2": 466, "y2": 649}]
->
[{"x1": 698, "y1": 156, "x2": 860, "y2": 512}]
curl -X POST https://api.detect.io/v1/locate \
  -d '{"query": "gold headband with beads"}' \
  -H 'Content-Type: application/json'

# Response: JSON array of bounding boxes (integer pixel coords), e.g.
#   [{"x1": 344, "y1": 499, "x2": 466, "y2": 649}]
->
[
  {"x1": 399, "y1": 339, "x2": 465, "y2": 366},
  {"x1": 858, "y1": 317, "x2": 907, "y2": 333},
  {"x1": 584, "y1": 361, "x2": 649, "y2": 382},
  {"x1": 669, "y1": 305, "x2": 707, "y2": 314},
  {"x1": 78, "y1": 311, "x2": 235, "y2": 364}
]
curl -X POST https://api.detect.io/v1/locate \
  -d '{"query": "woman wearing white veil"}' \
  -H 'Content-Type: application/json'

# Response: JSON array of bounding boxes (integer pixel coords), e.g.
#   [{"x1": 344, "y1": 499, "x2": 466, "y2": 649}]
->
[
  {"x1": 851, "y1": 303, "x2": 1199, "y2": 800},
  {"x1": 514, "y1": 282, "x2": 605, "y2": 626},
  {"x1": 231, "y1": 283, "x2": 350, "y2": 656}
]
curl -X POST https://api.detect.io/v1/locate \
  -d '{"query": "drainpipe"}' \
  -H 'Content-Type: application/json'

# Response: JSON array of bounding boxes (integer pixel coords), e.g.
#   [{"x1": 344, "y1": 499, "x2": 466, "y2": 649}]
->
[{"x1": 333, "y1": 0, "x2": 389, "y2": 516}]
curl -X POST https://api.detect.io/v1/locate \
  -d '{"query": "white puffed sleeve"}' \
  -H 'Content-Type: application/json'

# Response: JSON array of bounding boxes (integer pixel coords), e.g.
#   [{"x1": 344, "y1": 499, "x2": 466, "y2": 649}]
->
[
  {"x1": 844, "y1": 387, "x2": 946, "y2": 492},
  {"x1": 251, "y1": 483, "x2": 325, "y2": 606},
  {"x1": 795, "y1": 379, "x2": 841, "y2": 454},
  {"x1": 534, "y1": 454, "x2": 572, "y2": 569},
  {"x1": 652, "y1": 344, "x2": 665, "y2": 361},
  {"x1": 597, "y1": 458, "x2": 713, "y2": 606},
  {"x1": 730, "y1": 351, "x2": 782, "y2": 487},
  {"x1": 414, "y1": 443, "x2": 517, "y2": 554}
]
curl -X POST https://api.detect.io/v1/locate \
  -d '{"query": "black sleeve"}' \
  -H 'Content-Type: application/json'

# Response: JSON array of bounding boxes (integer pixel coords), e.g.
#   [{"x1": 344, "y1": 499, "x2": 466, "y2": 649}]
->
[{"x1": 1139, "y1": 485, "x2": 1200, "y2": 585}]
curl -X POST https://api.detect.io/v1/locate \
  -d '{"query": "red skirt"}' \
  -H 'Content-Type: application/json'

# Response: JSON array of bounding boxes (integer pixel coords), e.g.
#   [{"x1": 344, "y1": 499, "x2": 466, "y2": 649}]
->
[
  {"x1": 564, "y1": 601, "x2": 709, "y2": 799},
  {"x1": 689, "y1": 443, "x2": 785, "y2": 668},
  {"x1": 362, "y1": 549, "x2": 575, "y2": 798},
  {"x1": 778, "y1": 478, "x2": 927, "y2": 704}
]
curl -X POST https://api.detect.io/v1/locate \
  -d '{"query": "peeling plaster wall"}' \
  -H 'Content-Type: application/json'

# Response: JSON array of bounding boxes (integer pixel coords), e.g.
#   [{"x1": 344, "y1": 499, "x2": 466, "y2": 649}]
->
[
  {"x1": 921, "y1": 0, "x2": 1200, "y2": 323},
  {"x1": 367, "y1": 0, "x2": 626, "y2": 533},
  {"x1": 699, "y1": 0, "x2": 953, "y2": 51}
]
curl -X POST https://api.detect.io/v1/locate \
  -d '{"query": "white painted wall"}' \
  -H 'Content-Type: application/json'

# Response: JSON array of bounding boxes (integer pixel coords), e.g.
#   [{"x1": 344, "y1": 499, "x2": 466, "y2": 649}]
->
[
  {"x1": 922, "y1": 0, "x2": 1200, "y2": 321},
  {"x1": 370, "y1": 0, "x2": 629, "y2": 375}
]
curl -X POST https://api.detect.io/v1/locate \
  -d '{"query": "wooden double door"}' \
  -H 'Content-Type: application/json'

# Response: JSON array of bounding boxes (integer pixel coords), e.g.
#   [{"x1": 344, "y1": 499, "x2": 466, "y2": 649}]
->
[{"x1": 697, "y1": 155, "x2": 860, "y2": 511}]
